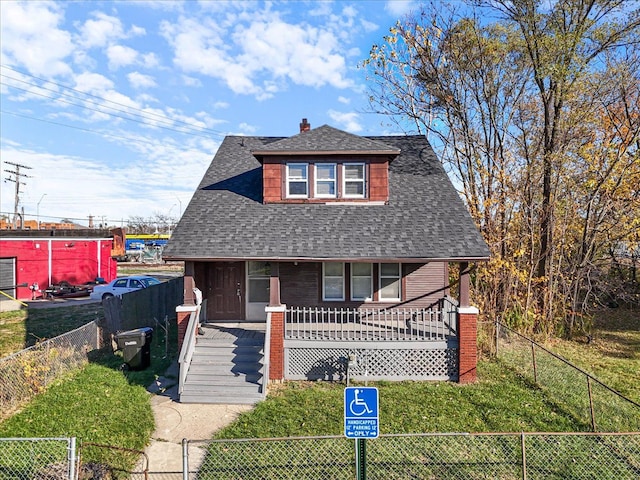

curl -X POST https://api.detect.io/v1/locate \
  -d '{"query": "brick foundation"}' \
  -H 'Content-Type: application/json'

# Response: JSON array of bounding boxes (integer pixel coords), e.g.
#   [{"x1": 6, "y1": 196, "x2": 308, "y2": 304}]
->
[{"x1": 458, "y1": 307, "x2": 479, "y2": 384}]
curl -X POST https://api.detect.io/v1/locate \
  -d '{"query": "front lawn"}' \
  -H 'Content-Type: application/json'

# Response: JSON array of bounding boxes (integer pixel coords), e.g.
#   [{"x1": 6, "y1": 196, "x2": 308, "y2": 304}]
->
[{"x1": 218, "y1": 359, "x2": 588, "y2": 439}]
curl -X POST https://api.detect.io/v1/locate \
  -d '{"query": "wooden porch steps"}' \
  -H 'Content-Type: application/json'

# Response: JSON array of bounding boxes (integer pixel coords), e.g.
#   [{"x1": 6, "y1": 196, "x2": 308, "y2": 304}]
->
[{"x1": 180, "y1": 326, "x2": 265, "y2": 405}]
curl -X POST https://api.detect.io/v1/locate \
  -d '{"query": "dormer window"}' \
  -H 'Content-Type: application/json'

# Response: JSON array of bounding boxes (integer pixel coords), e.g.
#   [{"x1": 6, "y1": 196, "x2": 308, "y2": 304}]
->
[
  {"x1": 344, "y1": 163, "x2": 365, "y2": 198},
  {"x1": 255, "y1": 123, "x2": 399, "y2": 204},
  {"x1": 284, "y1": 162, "x2": 368, "y2": 200},
  {"x1": 315, "y1": 163, "x2": 337, "y2": 198},
  {"x1": 286, "y1": 163, "x2": 308, "y2": 198}
]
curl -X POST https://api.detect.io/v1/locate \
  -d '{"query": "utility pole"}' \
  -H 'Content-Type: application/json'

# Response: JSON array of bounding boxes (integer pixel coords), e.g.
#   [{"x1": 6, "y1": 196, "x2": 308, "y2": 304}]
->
[{"x1": 3, "y1": 161, "x2": 32, "y2": 229}]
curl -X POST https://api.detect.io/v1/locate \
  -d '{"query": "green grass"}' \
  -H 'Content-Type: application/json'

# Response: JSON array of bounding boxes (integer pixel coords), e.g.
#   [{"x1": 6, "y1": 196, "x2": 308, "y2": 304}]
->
[
  {"x1": 0, "y1": 304, "x2": 103, "y2": 357},
  {"x1": 218, "y1": 360, "x2": 587, "y2": 439},
  {"x1": 0, "y1": 361, "x2": 153, "y2": 477},
  {"x1": 543, "y1": 308, "x2": 640, "y2": 402},
  {"x1": 0, "y1": 312, "x2": 178, "y2": 477}
]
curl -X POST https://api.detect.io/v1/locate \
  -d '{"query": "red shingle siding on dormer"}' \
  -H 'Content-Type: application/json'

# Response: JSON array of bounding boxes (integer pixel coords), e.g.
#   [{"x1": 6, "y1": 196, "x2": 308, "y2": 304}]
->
[
  {"x1": 262, "y1": 156, "x2": 390, "y2": 204},
  {"x1": 369, "y1": 159, "x2": 389, "y2": 202},
  {"x1": 262, "y1": 159, "x2": 282, "y2": 203}
]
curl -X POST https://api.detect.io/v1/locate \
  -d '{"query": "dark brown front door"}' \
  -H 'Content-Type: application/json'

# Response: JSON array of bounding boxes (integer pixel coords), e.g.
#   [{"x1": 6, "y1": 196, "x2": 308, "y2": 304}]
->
[{"x1": 205, "y1": 262, "x2": 244, "y2": 320}]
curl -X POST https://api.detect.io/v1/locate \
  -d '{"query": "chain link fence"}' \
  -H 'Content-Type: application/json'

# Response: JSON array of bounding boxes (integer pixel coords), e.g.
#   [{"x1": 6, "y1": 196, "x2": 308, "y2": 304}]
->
[
  {"x1": 2, "y1": 433, "x2": 638, "y2": 479},
  {"x1": 496, "y1": 322, "x2": 640, "y2": 432},
  {"x1": 0, "y1": 322, "x2": 101, "y2": 421},
  {"x1": 0, "y1": 437, "x2": 76, "y2": 480},
  {"x1": 190, "y1": 432, "x2": 640, "y2": 479}
]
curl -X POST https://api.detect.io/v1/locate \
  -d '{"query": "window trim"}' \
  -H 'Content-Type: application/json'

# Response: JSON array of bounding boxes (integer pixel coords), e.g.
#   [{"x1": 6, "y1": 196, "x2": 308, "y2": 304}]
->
[
  {"x1": 322, "y1": 262, "x2": 345, "y2": 301},
  {"x1": 314, "y1": 163, "x2": 337, "y2": 198},
  {"x1": 286, "y1": 163, "x2": 309, "y2": 198},
  {"x1": 350, "y1": 262, "x2": 373, "y2": 301},
  {"x1": 247, "y1": 261, "x2": 271, "y2": 303},
  {"x1": 343, "y1": 162, "x2": 366, "y2": 199},
  {"x1": 379, "y1": 262, "x2": 402, "y2": 301}
]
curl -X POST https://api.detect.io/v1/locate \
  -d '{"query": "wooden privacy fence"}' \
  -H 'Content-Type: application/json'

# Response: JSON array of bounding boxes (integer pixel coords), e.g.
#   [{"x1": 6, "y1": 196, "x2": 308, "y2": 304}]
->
[{"x1": 102, "y1": 277, "x2": 184, "y2": 333}]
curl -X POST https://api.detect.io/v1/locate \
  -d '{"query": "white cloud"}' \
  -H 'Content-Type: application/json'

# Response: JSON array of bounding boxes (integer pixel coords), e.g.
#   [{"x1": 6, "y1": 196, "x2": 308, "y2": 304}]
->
[
  {"x1": 107, "y1": 44, "x2": 139, "y2": 69},
  {"x1": 182, "y1": 75, "x2": 203, "y2": 87},
  {"x1": 74, "y1": 72, "x2": 115, "y2": 94},
  {"x1": 361, "y1": 19, "x2": 379, "y2": 33},
  {"x1": 338, "y1": 96, "x2": 351, "y2": 104},
  {"x1": 161, "y1": 9, "x2": 353, "y2": 100},
  {"x1": 128, "y1": 72, "x2": 157, "y2": 89},
  {"x1": 129, "y1": 25, "x2": 146, "y2": 37},
  {"x1": 327, "y1": 110, "x2": 363, "y2": 133},
  {"x1": 76, "y1": 12, "x2": 126, "y2": 49},
  {"x1": 213, "y1": 101, "x2": 229, "y2": 109},
  {"x1": 0, "y1": 1, "x2": 73, "y2": 77},
  {"x1": 141, "y1": 52, "x2": 160, "y2": 68},
  {"x1": 239, "y1": 122, "x2": 258, "y2": 133},
  {"x1": 385, "y1": 1, "x2": 418, "y2": 17}
]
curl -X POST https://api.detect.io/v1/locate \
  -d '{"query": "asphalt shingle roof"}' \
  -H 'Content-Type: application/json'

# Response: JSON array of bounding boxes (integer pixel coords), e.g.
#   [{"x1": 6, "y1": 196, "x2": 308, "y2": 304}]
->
[
  {"x1": 163, "y1": 128, "x2": 490, "y2": 262},
  {"x1": 251, "y1": 125, "x2": 401, "y2": 155}
]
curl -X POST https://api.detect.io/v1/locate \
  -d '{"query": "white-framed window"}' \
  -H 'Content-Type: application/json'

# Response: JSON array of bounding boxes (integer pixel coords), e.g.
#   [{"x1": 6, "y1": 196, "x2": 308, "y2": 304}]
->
[
  {"x1": 286, "y1": 163, "x2": 308, "y2": 198},
  {"x1": 315, "y1": 163, "x2": 337, "y2": 198},
  {"x1": 351, "y1": 263, "x2": 372, "y2": 301},
  {"x1": 343, "y1": 163, "x2": 366, "y2": 198},
  {"x1": 379, "y1": 263, "x2": 401, "y2": 300},
  {"x1": 323, "y1": 262, "x2": 344, "y2": 301},
  {"x1": 248, "y1": 261, "x2": 271, "y2": 303}
]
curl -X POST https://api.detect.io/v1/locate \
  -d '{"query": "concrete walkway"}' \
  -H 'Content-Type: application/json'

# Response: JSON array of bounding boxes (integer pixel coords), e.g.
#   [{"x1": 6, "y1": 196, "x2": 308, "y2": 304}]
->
[{"x1": 139, "y1": 361, "x2": 253, "y2": 478}]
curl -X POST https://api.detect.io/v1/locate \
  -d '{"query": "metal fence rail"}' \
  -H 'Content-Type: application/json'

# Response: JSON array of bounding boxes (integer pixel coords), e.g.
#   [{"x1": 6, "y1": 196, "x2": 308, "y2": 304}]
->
[
  {"x1": 0, "y1": 322, "x2": 100, "y2": 420},
  {"x1": 286, "y1": 298, "x2": 458, "y2": 341},
  {"x1": 496, "y1": 321, "x2": 640, "y2": 432},
  {"x1": 190, "y1": 432, "x2": 640, "y2": 480}
]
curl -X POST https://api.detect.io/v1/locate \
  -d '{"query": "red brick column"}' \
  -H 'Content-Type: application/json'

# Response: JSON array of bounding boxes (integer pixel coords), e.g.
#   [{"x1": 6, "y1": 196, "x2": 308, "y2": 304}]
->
[
  {"x1": 176, "y1": 305, "x2": 198, "y2": 351},
  {"x1": 266, "y1": 306, "x2": 286, "y2": 381},
  {"x1": 458, "y1": 306, "x2": 479, "y2": 384}
]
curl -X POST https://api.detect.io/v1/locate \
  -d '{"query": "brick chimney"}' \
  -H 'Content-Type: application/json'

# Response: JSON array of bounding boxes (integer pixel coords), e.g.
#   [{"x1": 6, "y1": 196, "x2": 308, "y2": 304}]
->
[{"x1": 299, "y1": 118, "x2": 311, "y2": 133}]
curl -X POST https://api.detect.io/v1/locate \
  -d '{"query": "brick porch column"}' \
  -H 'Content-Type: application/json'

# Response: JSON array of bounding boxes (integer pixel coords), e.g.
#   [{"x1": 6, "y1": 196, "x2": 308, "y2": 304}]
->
[
  {"x1": 176, "y1": 305, "x2": 198, "y2": 350},
  {"x1": 266, "y1": 305, "x2": 286, "y2": 381},
  {"x1": 458, "y1": 306, "x2": 479, "y2": 384}
]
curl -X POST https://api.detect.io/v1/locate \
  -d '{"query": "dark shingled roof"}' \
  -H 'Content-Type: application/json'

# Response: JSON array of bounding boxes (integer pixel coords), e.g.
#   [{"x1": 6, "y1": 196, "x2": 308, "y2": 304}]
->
[
  {"x1": 252, "y1": 125, "x2": 401, "y2": 155},
  {"x1": 163, "y1": 128, "x2": 490, "y2": 262}
]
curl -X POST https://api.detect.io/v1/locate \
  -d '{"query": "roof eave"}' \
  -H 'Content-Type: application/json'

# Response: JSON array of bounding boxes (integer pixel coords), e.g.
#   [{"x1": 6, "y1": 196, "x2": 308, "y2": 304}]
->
[{"x1": 163, "y1": 255, "x2": 490, "y2": 263}]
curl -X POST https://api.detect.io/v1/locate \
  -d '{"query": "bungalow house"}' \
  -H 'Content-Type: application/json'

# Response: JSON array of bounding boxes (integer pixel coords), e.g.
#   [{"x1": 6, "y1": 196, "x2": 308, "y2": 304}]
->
[{"x1": 163, "y1": 119, "x2": 490, "y2": 404}]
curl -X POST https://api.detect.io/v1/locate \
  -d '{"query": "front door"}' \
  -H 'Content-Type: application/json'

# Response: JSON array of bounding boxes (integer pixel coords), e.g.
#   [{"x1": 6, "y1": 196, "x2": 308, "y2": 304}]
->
[{"x1": 206, "y1": 262, "x2": 245, "y2": 320}]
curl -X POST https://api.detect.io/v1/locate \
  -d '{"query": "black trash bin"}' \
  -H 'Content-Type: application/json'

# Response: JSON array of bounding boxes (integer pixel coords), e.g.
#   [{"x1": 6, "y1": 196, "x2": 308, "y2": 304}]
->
[{"x1": 115, "y1": 327, "x2": 153, "y2": 370}]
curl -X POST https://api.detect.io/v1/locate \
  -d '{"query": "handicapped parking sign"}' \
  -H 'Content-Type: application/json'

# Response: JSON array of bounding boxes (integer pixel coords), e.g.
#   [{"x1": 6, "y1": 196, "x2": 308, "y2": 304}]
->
[{"x1": 344, "y1": 387, "x2": 379, "y2": 439}]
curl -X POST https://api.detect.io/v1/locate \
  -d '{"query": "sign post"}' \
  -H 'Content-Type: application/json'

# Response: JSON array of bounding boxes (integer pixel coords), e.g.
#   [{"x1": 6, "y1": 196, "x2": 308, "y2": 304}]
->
[{"x1": 345, "y1": 387, "x2": 379, "y2": 480}]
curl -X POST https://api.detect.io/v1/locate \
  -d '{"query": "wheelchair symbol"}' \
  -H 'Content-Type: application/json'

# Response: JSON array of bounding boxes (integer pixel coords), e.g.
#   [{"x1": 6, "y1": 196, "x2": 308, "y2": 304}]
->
[{"x1": 349, "y1": 388, "x2": 373, "y2": 416}]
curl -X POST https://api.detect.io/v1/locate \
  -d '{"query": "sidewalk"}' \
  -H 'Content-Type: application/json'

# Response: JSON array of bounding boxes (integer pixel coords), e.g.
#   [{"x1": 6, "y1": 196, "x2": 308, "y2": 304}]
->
[{"x1": 140, "y1": 361, "x2": 253, "y2": 477}]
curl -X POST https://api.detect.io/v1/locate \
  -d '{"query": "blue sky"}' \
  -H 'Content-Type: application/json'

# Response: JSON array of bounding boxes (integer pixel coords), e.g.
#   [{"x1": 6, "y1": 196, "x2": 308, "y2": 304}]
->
[{"x1": 0, "y1": 0, "x2": 420, "y2": 227}]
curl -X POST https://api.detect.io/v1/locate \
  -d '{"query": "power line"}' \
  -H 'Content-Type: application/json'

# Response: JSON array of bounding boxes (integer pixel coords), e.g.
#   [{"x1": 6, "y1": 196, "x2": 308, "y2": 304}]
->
[
  {"x1": 0, "y1": 64, "x2": 228, "y2": 139},
  {"x1": 0, "y1": 82, "x2": 220, "y2": 140}
]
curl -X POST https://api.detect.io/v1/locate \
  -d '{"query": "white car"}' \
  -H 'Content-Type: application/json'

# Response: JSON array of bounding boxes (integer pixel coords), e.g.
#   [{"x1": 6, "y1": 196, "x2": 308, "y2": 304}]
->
[{"x1": 90, "y1": 275, "x2": 161, "y2": 301}]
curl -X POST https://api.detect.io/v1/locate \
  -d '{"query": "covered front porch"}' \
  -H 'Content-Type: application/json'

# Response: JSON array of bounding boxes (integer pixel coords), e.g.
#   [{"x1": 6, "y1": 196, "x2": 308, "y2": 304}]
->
[{"x1": 177, "y1": 260, "x2": 478, "y2": 392}]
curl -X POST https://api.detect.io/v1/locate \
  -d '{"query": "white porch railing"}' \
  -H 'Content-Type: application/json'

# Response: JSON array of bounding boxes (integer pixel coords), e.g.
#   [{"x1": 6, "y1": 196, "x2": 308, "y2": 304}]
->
[
  {"x1": 178, "y1": 300, "x2": 206, "y2": 395},
  {"x1": 285, "y1": 297, "x2": 458, "y2": 342}
]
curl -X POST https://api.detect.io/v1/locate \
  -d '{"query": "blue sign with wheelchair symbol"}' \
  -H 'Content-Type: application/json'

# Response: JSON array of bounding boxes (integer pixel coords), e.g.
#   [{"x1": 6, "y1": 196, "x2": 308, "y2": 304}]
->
[{"x1": 344, "y1": 387, "x2": 379, "y2": 438}]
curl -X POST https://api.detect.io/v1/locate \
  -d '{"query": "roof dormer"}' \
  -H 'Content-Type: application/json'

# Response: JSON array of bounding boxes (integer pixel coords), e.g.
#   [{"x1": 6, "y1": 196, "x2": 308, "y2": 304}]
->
[{"x1": 252, "y1": 120, "x2": 400, "y2": 204}]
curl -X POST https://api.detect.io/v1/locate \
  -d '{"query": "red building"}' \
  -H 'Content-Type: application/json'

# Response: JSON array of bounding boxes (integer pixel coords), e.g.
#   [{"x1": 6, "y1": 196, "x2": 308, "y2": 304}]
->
[{"x1": 0, "y1": 229, "x2": 122, "y2": 302}]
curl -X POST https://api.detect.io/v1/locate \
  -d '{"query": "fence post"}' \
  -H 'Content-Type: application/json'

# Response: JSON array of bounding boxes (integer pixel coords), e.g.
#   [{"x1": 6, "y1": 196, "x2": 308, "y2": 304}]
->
[
  {"x1": 68, "y1": 437, "x2": 76, "y2": 480},
  {"x1": 355, "y1": 438, "x2": 367, "y2": 480},
  {"x1": 531, "y1": 344, "x2": 538, "y2": 384},
  {"x1": 587, "y1": 376, "x2": 597, "y2": 432},
  {"x1": 182, "y1": 438, "x2": 189, "y2": 480},
  {"x1": 521, "y1": 432, "x2": 527, "y2": 480}
]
